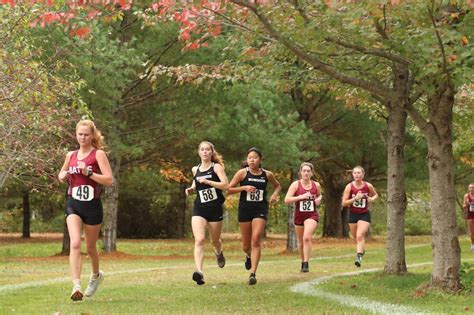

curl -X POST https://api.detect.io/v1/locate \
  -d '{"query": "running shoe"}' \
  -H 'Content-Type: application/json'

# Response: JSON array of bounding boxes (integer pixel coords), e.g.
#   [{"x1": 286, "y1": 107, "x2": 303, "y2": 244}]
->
[
  {"x1": 301, "y1": 261, "x2": 309, "y2": 273},
  {"x1": 84, "y1": 270, "x2": 104, "y2": 297},
  {"x1": 70, "y1": 284, "x2": 83, "y2": 301},
  {"x1": 215, "y1": 250, "x2": 225, "y2": 268},
  {"x1": 354, "y1": 253, "x2": 363, "y2": 267},
  {"x1": 192, "y1": 271, "x2": 205, "y2": 285},
  {"x1": 245, "y1": 255, "x2": 251, "y2": 270},
  {"x1": 248, "y1": 273, "x2": 257, "y2": 285}
]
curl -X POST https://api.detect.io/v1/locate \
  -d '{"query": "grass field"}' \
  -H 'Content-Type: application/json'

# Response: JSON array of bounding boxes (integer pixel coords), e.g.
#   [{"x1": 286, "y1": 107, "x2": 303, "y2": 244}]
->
[{"x1": 1, "y1": 233, "x2": 473, "y2": 314}]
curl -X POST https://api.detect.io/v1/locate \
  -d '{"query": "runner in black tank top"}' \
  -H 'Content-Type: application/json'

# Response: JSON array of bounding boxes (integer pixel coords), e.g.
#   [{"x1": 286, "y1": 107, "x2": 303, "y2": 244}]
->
[
  {"x1": 185, "y1": 141, "x2": 229, "y2": 285},
  {"x1": 228, "y1": 148, "x2": 281, "y2": 285},
  {"x1": 193, "y1": 162, "x2": 225, "y2": 215},
  {"x1": 238, "y1": 167, "x2": 269, "y2": 219}
]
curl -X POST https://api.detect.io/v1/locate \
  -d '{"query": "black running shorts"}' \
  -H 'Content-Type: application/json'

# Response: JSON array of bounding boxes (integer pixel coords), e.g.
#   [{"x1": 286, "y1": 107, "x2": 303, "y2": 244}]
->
[
  {"x1": 238, "y1": 207, "x2": 268, "y2": 222},
  {"x1": 65, "y1": 197, "x2": 103, "y2": 225},
  {"x1": 192, "y1": 205, "x2": 223, "y2": 222},
  {"x1": 348, "y1": 211, "x2": 371, "y2": 224}
]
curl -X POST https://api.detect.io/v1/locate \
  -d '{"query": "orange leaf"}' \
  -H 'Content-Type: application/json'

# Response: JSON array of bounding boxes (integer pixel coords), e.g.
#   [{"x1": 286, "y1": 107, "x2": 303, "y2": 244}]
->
[{"x1": 75, "y1": 26, "x2": 92, "y2": 38}]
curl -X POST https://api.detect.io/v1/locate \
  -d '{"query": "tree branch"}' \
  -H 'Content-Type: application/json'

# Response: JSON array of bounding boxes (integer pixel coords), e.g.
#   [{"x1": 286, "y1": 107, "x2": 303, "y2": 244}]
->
[
  {"x1": 428, "y1": 3, "x2": 451, "y2": 83},
  {"x1": 324, "y1": 37, "x2": 411, "y2": 66},
  {"x1": 230, "y1": 0, "x2": 391, "y2": 99}
]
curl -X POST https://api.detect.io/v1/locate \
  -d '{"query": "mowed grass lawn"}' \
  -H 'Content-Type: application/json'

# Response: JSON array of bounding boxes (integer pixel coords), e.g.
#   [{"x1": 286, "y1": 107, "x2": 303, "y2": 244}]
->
[{"x1": 1, "y1": 233, "x2": 474, "y2": 314}]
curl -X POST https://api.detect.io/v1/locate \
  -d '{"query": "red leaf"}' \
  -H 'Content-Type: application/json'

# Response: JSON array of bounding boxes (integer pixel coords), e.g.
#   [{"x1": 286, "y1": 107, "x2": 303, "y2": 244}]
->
[
  {"x1": 187, "y1": 39, "x2": 199, "y2": 50},
  {"x1": 75, "y1": 26, "x2": 91, "y2": 38}
]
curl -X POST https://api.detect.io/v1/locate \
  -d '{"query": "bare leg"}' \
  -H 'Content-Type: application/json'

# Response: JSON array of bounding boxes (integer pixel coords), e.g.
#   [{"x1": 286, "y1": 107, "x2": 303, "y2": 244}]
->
[
  {"x1": 467, "y1": 219, "x2": 474, "y2": 245},
  {"x1": 239, "y1": 222, "x2": 252, "y2": 257},
  {"x1": 355, "y1": 220, "x2": 371, "y2": 254},
  {"x1": 191, "y1": 216, "x2": 208, "y2": 272},
  {"x1": 295, "y1": 225, "x2": 305, "y2": 262},
  {"x1": 208, "y1": 220, "x2": 223, "y2": 254},
  {"x1": 67, "y1": 215, "x2": 83, "y2": 283},
  {"x1": 302, "y1": 219, "x2": 318, "y2": 262},
  {"x1": 249, "y1": 218, "x2": 266, "y2": 274},
  {"x1": 84, "y1": 223, "x2": 101, "y2": 275}
]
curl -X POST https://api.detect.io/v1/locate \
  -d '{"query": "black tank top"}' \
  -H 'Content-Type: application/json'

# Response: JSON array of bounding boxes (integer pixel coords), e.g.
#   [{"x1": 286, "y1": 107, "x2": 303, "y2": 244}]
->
[
  {"x1": 193, "y1": 163, "x2": 225, "y2": 209},
  {"x1": 239, "y1": 167, "x2": 269, "y2": 211}
]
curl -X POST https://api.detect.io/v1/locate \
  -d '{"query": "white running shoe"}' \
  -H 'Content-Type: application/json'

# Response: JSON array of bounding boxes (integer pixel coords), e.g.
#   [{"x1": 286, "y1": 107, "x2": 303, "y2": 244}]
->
[
  {"x1": 70, "y1": 283, "x2": 83, "y2": 301},
  {"x1": 84, "y1": 271, "x2": 104, "y2": 297}
]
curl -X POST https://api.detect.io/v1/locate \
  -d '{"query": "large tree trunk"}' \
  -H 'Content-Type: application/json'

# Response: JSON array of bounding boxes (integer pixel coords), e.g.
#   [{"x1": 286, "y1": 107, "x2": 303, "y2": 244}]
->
[
  {"x1": 427, "y1": 87, "x2": 460, "y2": 290},
  {"x1": 22, "y1": 190, "x2": 30, "y2": 238},
  {"x1": 322, "y1": 174, "x2": 344, "y2": 237},
  {"x1": 407, "y1": 84, "x2": 460, "y2": 290},
  {"x1": 428, "y1": 138, "x2": 460, "y2": 290},
  {"x1": 384, "y1": 103, "x2": 408, "y2": 274},
  {"x1": 102, "y1": 154, "x2": 121, "y2": 252}
]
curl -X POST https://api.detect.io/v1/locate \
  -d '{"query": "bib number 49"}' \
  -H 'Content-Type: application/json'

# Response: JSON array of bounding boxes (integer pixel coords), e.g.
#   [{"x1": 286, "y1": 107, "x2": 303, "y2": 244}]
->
[{"x1": 72, "y1": 185, "x2": 94, "y2": 201}]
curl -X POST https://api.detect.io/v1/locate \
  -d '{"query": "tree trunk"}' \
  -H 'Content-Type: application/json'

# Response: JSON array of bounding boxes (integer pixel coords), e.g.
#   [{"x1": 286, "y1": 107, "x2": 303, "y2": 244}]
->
[
  {"x1": 341, "y1": 207, "x2": 349, "y2": 237},
  {"x1": 178, "y1": 181, "x2": 187, "y2": 238},
  {"x1": 287, "y1": 203, "x2": 297, "y2": 252},
  {"x1": 384, "y1": 91, "x2": 408, "y2": 274},
  {"x1": 102, "y1": 154, "x2": 121, "y2": 252},
  {"x1": 427, "y1": 87, "x2": 460, "y2": 290},
  {"x1": 428, "y1": 138, "x2": 460, "y2": 290},
  {"x1": 407, "y1": 83, "x2": 460, "y2": 290},
  {"x1": 286, "y1": 169, "x2": 298, "y2": 252},
  {"x1": 322, "y1": 174, "x2": 345, "y2": 237},
  {"x1": 22, "y1": 191, "x2": 30, "y2": 238}
]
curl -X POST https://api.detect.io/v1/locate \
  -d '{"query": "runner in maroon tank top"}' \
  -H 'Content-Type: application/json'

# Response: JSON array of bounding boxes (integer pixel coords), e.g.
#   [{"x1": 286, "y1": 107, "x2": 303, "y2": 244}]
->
[
  {"x1": 284, "y1": 162, "x2": 322, "y2": 273},
  {"x1": 342, "y1": 166, "x2": 378, "y2": 267},
  {"x1": 462, "y1": 183, "x2": 474, "y2": 252},
  {"x1": 58, "y1": 120, "x2": 113, "y2": 301}
]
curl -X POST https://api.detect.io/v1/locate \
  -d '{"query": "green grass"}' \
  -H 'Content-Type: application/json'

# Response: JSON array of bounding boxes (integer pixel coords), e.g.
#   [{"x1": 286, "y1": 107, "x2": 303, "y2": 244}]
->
[{"x1": 1, "y1": 234, "x2": 473, "y2": 314}]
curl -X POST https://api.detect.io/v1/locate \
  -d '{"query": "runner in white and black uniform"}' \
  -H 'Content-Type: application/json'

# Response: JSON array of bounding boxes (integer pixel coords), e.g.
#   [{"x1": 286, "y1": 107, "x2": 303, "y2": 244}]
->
[
  {"x1": 186, "y1": 141, "x2": 229, "y2": 285},
  {"x1": 228, "y1": 148, "x2": 281, "y2": 285},
  {"x1": 58, "y1": 120, "x2": 113, "y2": 301}
]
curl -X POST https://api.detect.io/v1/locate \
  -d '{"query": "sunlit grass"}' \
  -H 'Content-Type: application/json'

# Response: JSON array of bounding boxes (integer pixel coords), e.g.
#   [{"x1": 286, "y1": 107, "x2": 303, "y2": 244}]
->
[{"x1": 1, "y1": 234, "x2": 473, "y2": 314}]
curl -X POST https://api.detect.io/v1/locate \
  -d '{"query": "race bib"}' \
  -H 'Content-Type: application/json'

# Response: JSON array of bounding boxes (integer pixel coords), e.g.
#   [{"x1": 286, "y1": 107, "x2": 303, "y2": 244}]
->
[
  {"x1": 246, "y1": 189, "x2": 264, "y2": 202},
  {"x1": 299, "y1": 200, "x2": 314, "y2": 212},
  {"x1": 198, "y1": 188, "x2": 218, "y2": 203},
  {"x1": 72, "y1": 185, "x2": 94, "y2": 201},
  {"x1": 353, "y1": 198, "x2": 366, "y2": 208},
  {"x1": 469, "y1": 203, "x2": 474, "y2": 212}
]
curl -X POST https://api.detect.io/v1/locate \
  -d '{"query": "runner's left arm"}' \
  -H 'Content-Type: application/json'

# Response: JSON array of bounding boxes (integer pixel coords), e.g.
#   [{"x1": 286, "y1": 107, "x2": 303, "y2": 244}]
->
[{"x1": 90, "y1": 150, "x2": 113, "y2": 187}]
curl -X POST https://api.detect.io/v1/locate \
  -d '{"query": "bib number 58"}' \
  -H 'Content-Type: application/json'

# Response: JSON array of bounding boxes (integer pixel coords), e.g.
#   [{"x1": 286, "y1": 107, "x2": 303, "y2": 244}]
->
[{"x1": 199, "y1": 188, "x2": 218, "y2": 203}]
